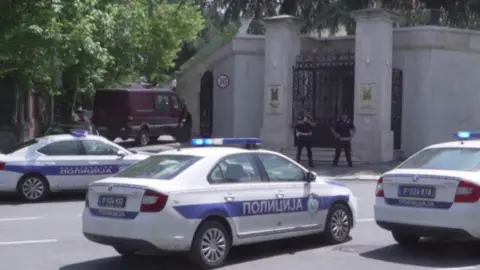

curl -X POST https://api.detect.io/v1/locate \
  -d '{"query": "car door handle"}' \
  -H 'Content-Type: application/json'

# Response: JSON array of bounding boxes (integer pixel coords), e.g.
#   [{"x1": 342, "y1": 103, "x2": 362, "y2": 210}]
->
[
  {"x1": 44, "y1": 162, "x2": 55, "y2": 165},
  {"x1": 275, "y1": 191, "x2": 284, "y2": 198},
  {"x1": 224, "y1": 194, "x2": 235, "y2": 202},
  {"x1": 88, "y1": 161, "x2": 99, "y2": 165}
]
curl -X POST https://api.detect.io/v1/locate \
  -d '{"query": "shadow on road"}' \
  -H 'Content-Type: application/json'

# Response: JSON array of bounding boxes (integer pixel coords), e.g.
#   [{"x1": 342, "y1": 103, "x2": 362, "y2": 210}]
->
[
  {"x1": 358, "y1": 241, "x2": 480, "y2": 268},
  {"x1": 60, "y1": 236, "x2": 346, "y2": 270},
  {"x1": 0, "y1": 191, "x2": 86, "y2": 205}
]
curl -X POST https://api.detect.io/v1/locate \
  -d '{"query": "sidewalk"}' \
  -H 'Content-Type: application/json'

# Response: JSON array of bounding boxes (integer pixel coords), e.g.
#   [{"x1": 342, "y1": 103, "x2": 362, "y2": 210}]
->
[{"x1": 308, "y1": 162, "x2": 401, "y2": 181}]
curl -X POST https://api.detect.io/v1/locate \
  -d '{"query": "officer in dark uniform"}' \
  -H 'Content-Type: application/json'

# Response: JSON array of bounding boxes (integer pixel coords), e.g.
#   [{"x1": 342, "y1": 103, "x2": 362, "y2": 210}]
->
[
  {"x1": 331, "y1": 112, "x2": 356, "y2": 167},
  {"x1": 294, "y1": 112, "x2": 315, "y2": 167}
]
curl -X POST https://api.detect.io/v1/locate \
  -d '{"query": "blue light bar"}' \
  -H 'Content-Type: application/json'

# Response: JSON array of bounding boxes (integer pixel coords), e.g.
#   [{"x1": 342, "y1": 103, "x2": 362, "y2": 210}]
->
[
  {"x1": 71, "y1": 129, "x2": 88, "y2": 137},
  {"x1": 455, "y1": 131, "x2": 480, "y2": 140},
  {"x1": 191, "y1": 137, "x2": 262, "y2": 146}
]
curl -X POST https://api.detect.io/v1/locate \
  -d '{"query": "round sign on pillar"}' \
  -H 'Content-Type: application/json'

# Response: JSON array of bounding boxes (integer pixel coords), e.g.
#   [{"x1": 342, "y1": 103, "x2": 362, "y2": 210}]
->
[{"x1": 216, "y1": 74, "x2": 229, "y2": 88}]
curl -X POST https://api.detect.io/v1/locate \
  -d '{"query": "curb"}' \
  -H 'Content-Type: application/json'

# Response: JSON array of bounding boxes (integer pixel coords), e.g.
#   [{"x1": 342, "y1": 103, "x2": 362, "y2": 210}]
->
[
  {"x1": 327, "y1": 175, "x2": 380, "y2": 181},
  {"x1": 332, "y1": 176, "x2": 380, "y2": 182},
  {"x1": 128, "y1": 142, "x2": 182, "y2": 153}
]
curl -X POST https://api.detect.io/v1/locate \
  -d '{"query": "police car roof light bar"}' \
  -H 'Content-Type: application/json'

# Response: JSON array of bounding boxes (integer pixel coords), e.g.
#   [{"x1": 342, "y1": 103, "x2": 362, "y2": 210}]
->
[
  {"x1": 71, "y1": 129, "x2": 88, "y2": 137},
  {"x1": 191, "y1": 138, "x2": 262, "y2": 149},
  {"x1": 455, "y1": 131, "x2": 480, "y2": 143}
]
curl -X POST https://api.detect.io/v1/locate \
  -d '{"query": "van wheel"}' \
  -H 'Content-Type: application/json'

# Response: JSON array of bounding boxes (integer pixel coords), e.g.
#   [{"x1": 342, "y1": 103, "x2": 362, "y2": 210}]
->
[
  {"x1": 189, "y1": 221, "x2": 231, "y2": 269},
  {"x1": 17, "y1": 174, "x2": 50, "y2": 202},
  {"x1": 136, "y1": 129, "x2": 149, "y2": 146}
]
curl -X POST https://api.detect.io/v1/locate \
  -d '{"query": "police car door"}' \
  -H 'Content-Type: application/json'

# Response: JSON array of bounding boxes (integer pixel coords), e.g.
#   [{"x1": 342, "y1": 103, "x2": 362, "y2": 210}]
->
[
  {"x1": 80, "y1": 139, "x2": 133, "y2": 186},
  {"x1": 208, "y1": 154, "x2": 275, "y2": 238},
  {"x1": 256, "y1": 153, "x2": 324, "y2": 232},
  {"x1": 35, "y1": 140, "x2": 88, "y2": 190}
]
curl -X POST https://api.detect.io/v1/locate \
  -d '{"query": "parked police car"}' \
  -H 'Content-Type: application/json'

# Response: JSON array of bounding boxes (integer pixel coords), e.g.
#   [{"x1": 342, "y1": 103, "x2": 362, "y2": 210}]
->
[
  {"x1": 82, "y1": 138, "x2": 357, "y2": 269},
  {"x1": 375, "y1": 131, "x2": 480, "y2": 245},
  {"x1": 0, "y1": 130, "x2": 149, "y2": 202}
]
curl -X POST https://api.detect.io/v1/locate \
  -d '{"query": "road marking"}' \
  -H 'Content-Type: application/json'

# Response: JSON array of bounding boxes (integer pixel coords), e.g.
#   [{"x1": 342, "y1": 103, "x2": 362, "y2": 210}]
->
[
  {"x1": 0, "y1": 217, "x2": 44, "y2": 222},
  {"x1": 0, "y1": 239, "x2": 58, "y2": 246},
  {"x1": 357, "y1": 218, "x2": 374, "y2": 222}
]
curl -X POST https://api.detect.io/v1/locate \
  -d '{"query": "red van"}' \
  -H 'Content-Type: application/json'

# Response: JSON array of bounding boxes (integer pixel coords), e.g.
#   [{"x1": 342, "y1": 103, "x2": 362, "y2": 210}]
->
[{"x1": 92, "y1": 88, "x2": 188, "y2": 146}]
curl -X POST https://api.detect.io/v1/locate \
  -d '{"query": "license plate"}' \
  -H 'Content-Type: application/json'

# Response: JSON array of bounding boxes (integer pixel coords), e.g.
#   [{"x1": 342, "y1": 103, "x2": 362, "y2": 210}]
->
[
  {"x1": 98, "y1": 195, "x2": 126, "y2": 208},
  {"x1": 398, "y1": 185, "x2": 436, "y2": 199}
]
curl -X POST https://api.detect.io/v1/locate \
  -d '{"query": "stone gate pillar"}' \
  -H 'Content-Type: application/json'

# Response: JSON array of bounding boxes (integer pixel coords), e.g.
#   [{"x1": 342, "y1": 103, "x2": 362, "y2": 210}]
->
[
  {"x1": 260, "y1": 15, "x2": 302, "y2": 151},
  {"x1": 350, "y1": 8, "x2": 400, "y2": 163}
]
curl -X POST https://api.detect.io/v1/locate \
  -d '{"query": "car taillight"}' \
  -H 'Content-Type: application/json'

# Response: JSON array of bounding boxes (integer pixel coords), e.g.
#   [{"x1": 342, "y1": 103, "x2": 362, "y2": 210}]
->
[
  {"x1": 0, "y1": 162, "x2": 4, "y2": 170},
  {"x1": 140, "y1": 189, "x2": 168, "y2": 212},
  {"x1": 454, "y1": 180, "x2": 480, "y2": 203},
  {"x1": 375, "y1": 177, "x2": 384, "y2": 197}
]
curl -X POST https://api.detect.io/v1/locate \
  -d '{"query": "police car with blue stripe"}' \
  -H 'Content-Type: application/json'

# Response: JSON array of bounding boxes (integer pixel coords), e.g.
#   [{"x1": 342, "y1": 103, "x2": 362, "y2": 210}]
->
[
  {"x1": 82, "y1": 137, "x2": 357, "y2": 269},
  {"x1": 375, "y1": 131, "x2": 480, "y2": 245},
  {"x1": 0, "y1": 129, "x2": 150, "y2": 202}
]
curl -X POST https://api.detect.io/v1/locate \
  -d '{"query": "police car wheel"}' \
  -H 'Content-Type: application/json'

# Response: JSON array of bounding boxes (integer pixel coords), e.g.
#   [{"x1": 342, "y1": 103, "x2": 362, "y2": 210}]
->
[
  {"x1": 392, "y1": 232, "x2": 420, "y2": 246},
  {"x1": 189, "y1": 221, "x2": 231, "y2": 269},
  {"x1": 17, "y1": 174, "x2": 49, "y2": 202},
  {"x1": 323, "y1": 203, "x2": 351, "y2": 244},
  {"x1": 136, "y1": 129, "x2": 149, "y2": 146}
]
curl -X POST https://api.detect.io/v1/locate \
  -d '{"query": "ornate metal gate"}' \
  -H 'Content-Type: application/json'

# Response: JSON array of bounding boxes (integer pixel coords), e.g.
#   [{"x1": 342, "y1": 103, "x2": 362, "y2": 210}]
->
[
  {"x1": 292, "y1": 51, "x2": 355, "y2": 147},
  {"x1": 391, "y1": 69, "x2": 403, "y2": 150}
]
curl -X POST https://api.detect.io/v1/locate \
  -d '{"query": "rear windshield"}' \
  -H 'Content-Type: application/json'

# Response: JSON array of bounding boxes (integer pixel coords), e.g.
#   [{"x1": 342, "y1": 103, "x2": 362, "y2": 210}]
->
[
  {"x1": 398, "y1": 147, "x2": 480, "y2": 171},
  {"x1": 3, "y1": 139, "x2": 38, "y2": 155},
  {"x1": 115, "y1": 155, "x2": 202, "y2": 180}
]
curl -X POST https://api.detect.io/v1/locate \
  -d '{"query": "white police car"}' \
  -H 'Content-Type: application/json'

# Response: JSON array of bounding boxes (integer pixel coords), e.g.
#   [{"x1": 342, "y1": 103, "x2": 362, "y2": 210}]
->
[
  {"x1": 82, "y1": 138, "x2": 357, "y2": 269},
  {"x1": 0, "y1": 130, "x2": 149, "y2": 202},
  {"x1": 375, "y1": 131, "x2": 480, "y2": 245}
]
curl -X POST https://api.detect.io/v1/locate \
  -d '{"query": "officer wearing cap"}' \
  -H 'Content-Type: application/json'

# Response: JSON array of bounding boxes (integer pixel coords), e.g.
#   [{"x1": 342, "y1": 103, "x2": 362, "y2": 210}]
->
[
  {"x1": 331, "y1": 112, "x2": 356, "y2": 167},
  {"x1": 293, "y1": 111, "x2": 315, "y2": 168}
]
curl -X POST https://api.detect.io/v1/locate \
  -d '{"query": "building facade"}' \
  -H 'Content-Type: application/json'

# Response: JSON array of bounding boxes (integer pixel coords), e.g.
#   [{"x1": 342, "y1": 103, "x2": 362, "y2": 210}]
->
[{"x1": 176, "y1": 8, "x2": 480, "y2": 163}]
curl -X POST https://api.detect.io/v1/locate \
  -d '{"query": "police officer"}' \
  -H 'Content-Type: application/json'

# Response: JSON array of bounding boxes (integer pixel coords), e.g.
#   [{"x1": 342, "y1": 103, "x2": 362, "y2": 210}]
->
[
  {"x1": 294, "y1": 112, "x2": 315, "y2": 167},
  {"x1": 331, "y1": 112, "x2": 356, "y2": 167}
]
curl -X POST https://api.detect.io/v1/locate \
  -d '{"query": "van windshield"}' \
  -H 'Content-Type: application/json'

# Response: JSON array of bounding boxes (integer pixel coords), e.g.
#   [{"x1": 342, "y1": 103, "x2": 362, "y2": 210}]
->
[
  {"x1": 115, "y1": 155, "x2": 202, "y2": 180},
  {"x1": 398, "y1": 147, "x2": 480, "y2": 171}
]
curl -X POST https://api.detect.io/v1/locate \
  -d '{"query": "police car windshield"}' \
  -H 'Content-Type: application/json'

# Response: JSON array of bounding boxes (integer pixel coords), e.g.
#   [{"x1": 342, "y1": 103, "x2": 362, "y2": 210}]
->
[
  {"x1": 2, "y1": 139, "x2": 38, "y2": 155},
  {"x1": 115, "y1": 154, "x2": 202, "y2": 180},
  {"x1": 398, "y1": 147, "x2": 480, "y2": 171}
]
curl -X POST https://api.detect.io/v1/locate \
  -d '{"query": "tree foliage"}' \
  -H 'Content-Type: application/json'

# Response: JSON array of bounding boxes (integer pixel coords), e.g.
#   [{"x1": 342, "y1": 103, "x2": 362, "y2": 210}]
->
[
  {"x1": 215, "y1": 0, "x2": 480, "y2": 36},
  {"x1": 0, "y1": 0, "x2": 204, "y2": 95}
]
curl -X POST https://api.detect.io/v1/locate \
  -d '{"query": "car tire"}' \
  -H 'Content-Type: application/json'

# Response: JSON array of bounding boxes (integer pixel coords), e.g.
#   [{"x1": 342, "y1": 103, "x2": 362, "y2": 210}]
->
[
  {"x1": 113, "y1": 247, "x2": 139, "y2": 257},
  {"x1": 189, "y1": 221, "x2": 231, "y2": 269},
  {"x1": 322, "y1": 203, "x2": 352, "y2": 245},
  {"x1": 392, "y1": 232, "x2": 420, "y2": 246},
  {"x1": 17, "y1": 174, "x2": 50, "y2": 202},
  {"x1": 136, "y1": 129, "x2": 149, "y2": 146}
]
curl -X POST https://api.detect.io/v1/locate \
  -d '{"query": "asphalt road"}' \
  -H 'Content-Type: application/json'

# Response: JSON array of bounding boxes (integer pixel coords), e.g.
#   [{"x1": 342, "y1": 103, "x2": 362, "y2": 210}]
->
[{"x1": 1, "y1": 182, "x2": 480, "y2": 270}]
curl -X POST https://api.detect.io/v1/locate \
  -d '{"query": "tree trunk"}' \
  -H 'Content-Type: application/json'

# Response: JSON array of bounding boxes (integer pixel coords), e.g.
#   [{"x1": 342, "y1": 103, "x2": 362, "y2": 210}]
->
[{"x1": 58, "y1": 67, "x2": 78, "y2": 124}]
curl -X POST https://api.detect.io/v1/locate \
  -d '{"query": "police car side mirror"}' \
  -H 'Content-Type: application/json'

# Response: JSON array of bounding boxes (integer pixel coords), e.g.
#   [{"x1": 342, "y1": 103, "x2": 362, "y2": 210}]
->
[
  {"x1": 306, "y1": 171, "x2": 317, "y2": 182},
  {"x1": 116, "y1": 150, "x2": 126, "y2": 158}
]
